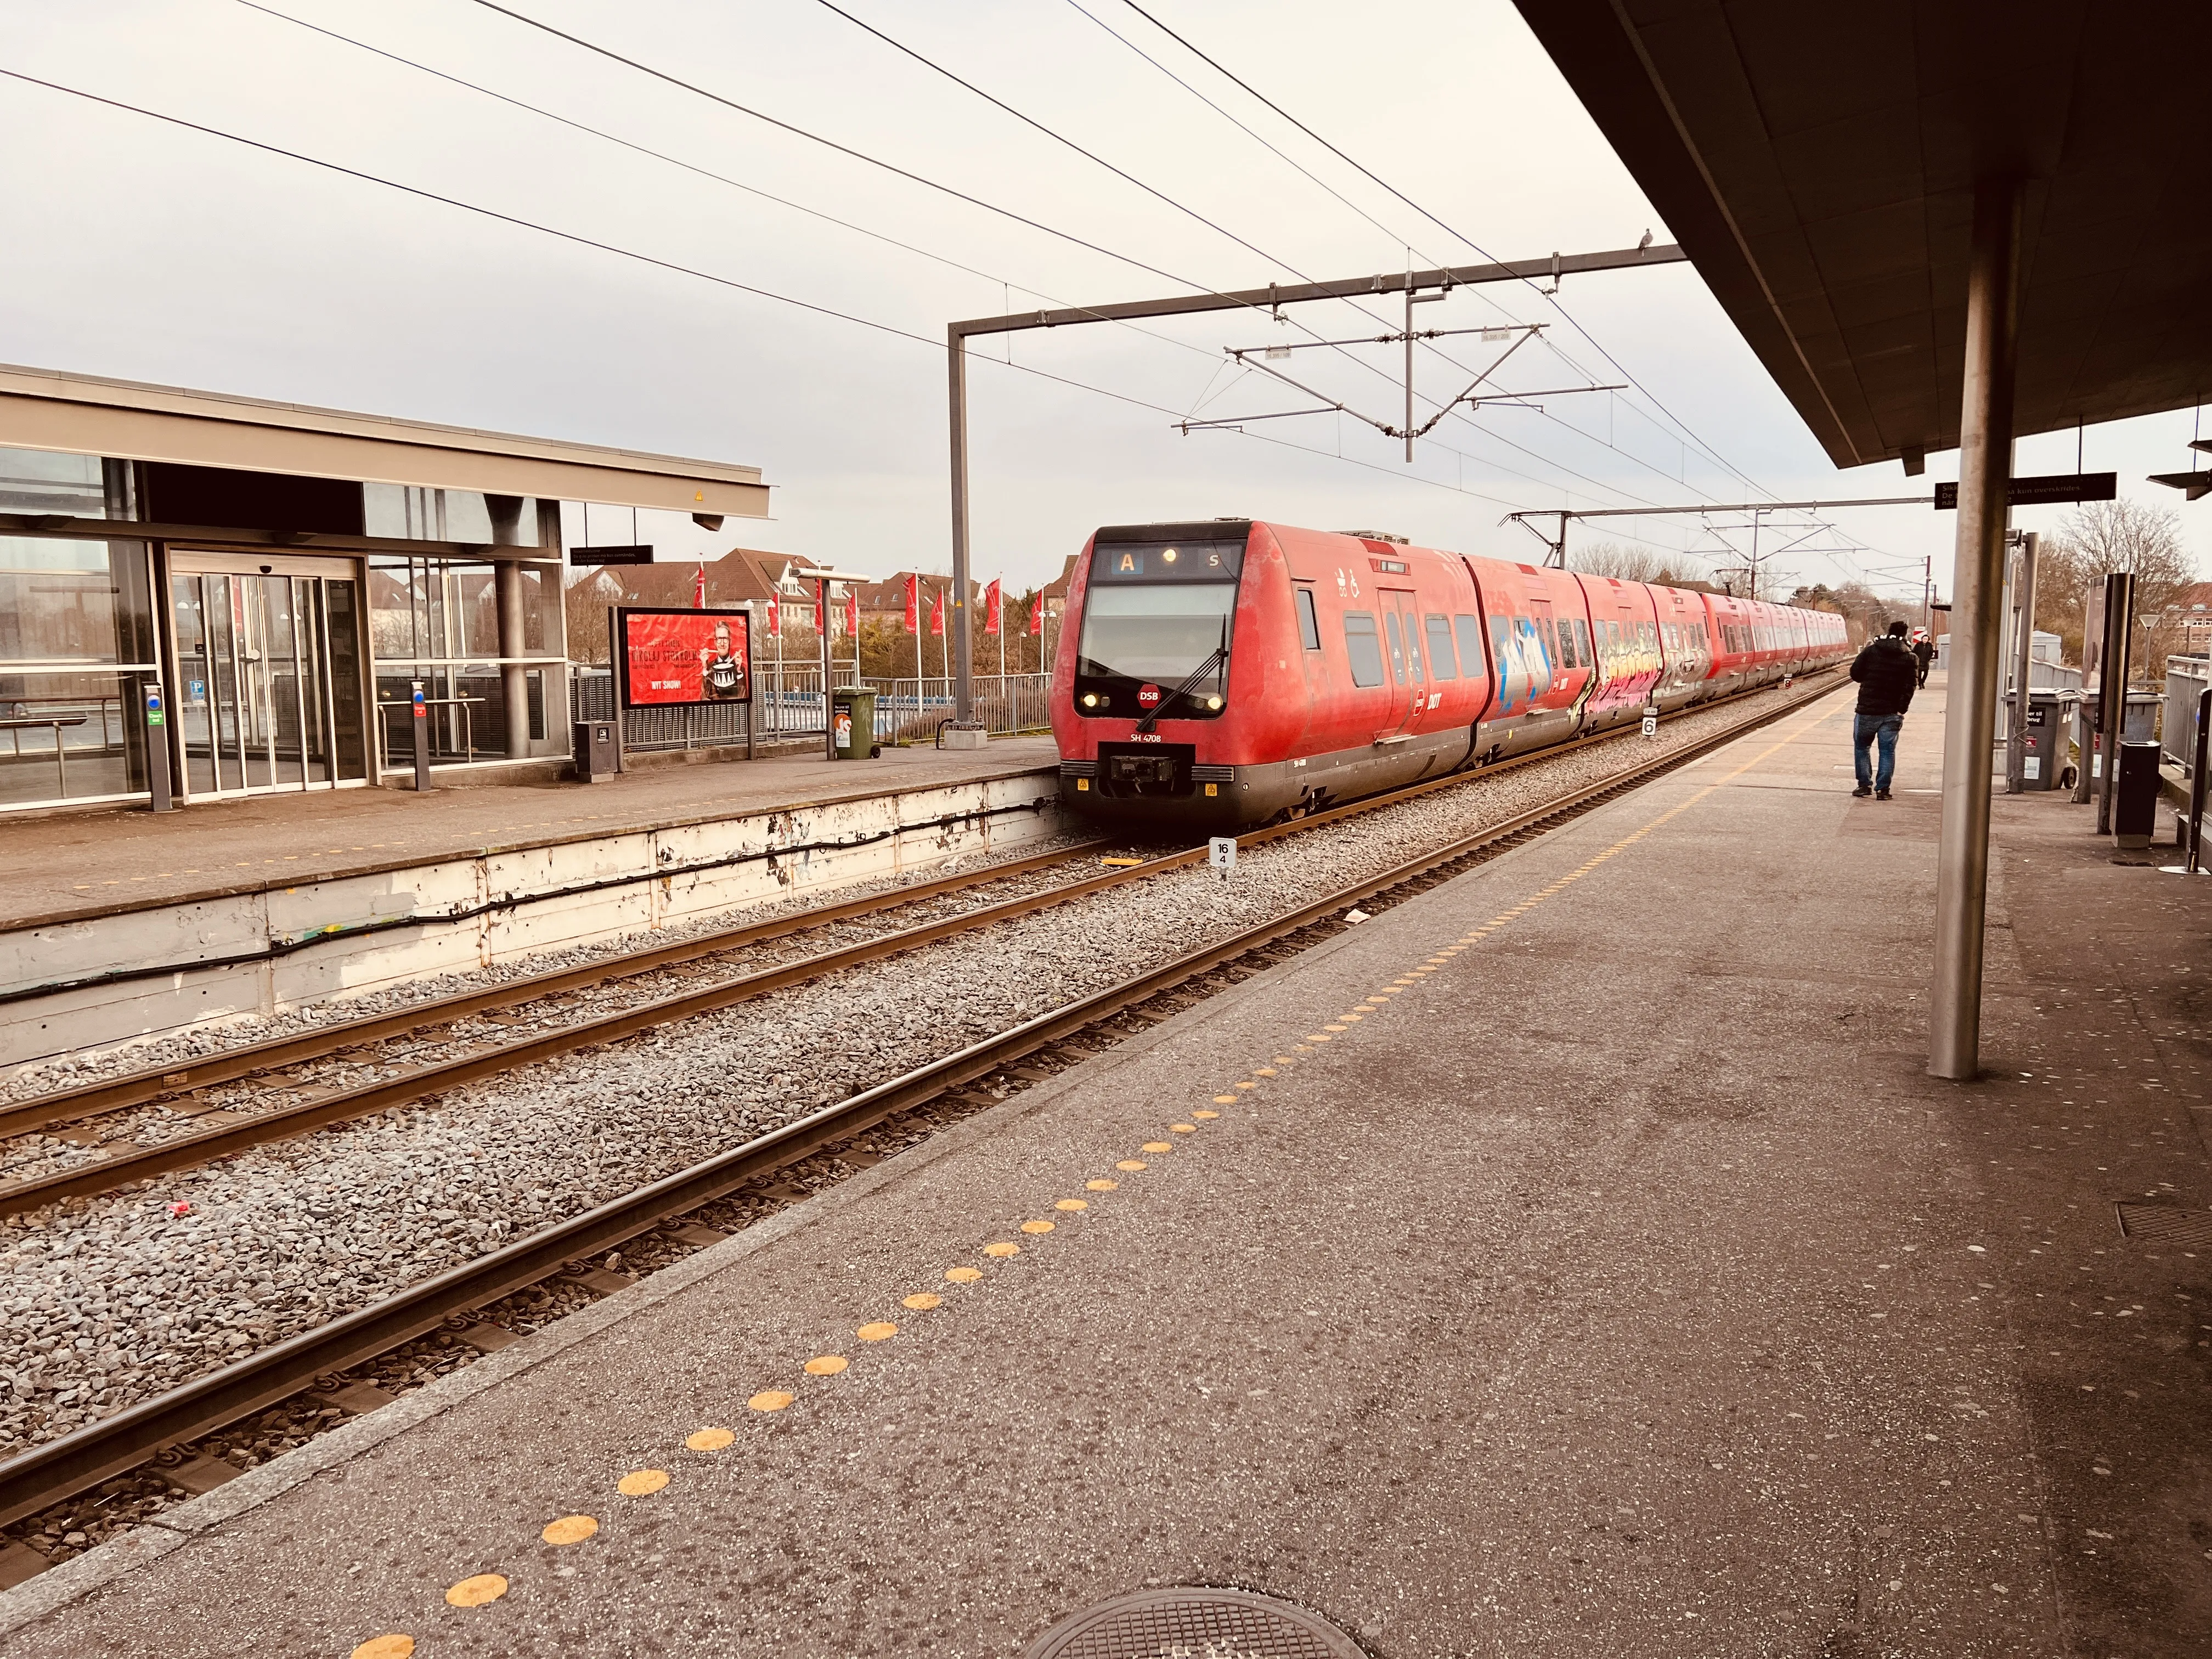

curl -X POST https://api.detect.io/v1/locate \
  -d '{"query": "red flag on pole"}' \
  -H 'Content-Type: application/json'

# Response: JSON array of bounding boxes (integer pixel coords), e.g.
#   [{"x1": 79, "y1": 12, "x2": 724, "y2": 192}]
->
[
  {"x1": 693, "y1": 560, "x2": 707, "y2": 608},
  {"x1": 1028, "y1": 596, "x2": 1045, "y2": 636},
  {"x1": 929, "y1": 588, "x2": 945, "y2": 636},
  {"x1": 904, "y1": 573, "x2": 919, "y2": 634},
  {"x1": 765, "y1": 589, "x2": 779, "y2": 634},
  {"x1": 845, "y1": 586, "x2": 860, "y2": 639},
  {"x1": 984, "y1": 578, "x2": 1002, "y2": 636}
]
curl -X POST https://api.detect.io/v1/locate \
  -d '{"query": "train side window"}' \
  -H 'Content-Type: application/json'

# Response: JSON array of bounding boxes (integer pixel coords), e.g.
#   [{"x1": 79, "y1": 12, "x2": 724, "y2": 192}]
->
[
  {"x1": 1454, "y1": 614, "x2": 1483, "y2": 680},
  {"x1": 1342, "y1": 612, "x2": 1385, "y2": 686},
  {"x1": 1383, "y1": 611, "x2": 1407, "y2": 683},
  {"x1": 1294, "y1": 587, "x2": 1321, "y2": 651},
  {"x1": 1423, "y1": 614, "x2": 1457, "y2": 679},
  {"x1": 1573, "y1": 618, "x2": 1592, "y2": 664}
]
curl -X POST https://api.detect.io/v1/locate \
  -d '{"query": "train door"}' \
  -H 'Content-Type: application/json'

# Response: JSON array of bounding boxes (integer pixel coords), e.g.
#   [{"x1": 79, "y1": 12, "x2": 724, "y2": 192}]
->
[
  {"x1": 1528, "y1": 597, "x2": 1565, "y2": 699},
  {"x1": 1378, "y1": 588, "x2": 1425, "y2": 735}
]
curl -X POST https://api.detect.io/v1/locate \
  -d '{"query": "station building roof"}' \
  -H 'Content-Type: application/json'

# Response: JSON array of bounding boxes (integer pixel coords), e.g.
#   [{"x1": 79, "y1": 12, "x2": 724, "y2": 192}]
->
[
  {"x1": 1510, "y1": 0, "x2": 2212, "y2": 468},
  {"x1": 0, "y1": 360, "x2": 768, "y2": 518}
]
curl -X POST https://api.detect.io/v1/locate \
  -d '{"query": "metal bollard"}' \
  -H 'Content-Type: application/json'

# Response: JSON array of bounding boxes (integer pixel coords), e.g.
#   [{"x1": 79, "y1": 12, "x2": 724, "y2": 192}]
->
[
  {"x1": 143, "y1": 679, "x2": 173, "y2": 812},
  {"x1": 2191, "y1": 686, "x2": 2210, "y2": 876}
]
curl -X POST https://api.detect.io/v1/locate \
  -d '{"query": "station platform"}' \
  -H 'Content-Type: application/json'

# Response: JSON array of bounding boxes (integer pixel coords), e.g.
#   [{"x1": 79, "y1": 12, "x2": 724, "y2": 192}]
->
[
  {"x1": 2, "y1": 736, "x2": 1061, "y2": 934},
  {"x1": 4, "y1": 681, "x2": 2207, "y2": 1657}
]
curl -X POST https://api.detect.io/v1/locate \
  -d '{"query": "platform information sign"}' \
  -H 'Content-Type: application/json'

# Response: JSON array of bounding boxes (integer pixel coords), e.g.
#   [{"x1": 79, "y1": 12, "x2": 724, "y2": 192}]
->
[
  {"x1": 1934, "y1": 472, "x2": 2115, "y2": 510},
  {"x1": 616, "y1": 606, "x2": 752, "y2": 708}
]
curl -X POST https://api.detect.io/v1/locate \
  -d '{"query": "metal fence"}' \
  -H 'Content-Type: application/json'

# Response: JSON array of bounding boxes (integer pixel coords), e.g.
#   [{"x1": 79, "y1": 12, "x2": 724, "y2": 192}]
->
[
  {"x1": 2166, "y1": 655, "x2": 2209, "y2": 772},
  {"x1": 567, "y1": 666, "x2": 1048, "y2": 754},
  {"x1": 865, "y1": 673, "x2": 1052, "y2": 744}
]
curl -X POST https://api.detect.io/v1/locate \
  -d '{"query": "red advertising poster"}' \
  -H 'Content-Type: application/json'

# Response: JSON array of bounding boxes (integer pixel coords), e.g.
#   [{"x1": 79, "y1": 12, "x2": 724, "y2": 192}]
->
[
  {"x1": 617, "y1": 607, "x2": 752, "y2": 708},
  {"x1": 984, "y1": 578, "x2": 1002, "y2": 636},
  {"x1": 904, "y1": 573, "x2": 919, "y2": 634}
]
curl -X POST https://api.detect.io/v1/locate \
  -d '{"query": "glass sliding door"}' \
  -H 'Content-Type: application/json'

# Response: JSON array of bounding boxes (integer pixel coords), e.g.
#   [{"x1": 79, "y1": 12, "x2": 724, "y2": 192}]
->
[{"x1": 167, "y1": 554, "x2": 367, "y2": 800}]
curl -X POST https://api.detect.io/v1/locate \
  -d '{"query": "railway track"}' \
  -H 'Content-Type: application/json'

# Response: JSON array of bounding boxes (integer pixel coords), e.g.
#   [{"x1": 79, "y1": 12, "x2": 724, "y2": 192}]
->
[
  {"x1": 2, "y1": 673, "x2": 1829, "y2": 1216},
  {"x1": 0, "y1": 673, "x2": 1840, "y2": 1547}
]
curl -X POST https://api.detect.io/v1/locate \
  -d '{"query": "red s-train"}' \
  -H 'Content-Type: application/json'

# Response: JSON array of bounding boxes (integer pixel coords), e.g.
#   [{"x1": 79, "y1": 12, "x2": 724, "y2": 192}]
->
[{"x1": 1050, "y1": 519, "x2": 1850, "y2": 832}]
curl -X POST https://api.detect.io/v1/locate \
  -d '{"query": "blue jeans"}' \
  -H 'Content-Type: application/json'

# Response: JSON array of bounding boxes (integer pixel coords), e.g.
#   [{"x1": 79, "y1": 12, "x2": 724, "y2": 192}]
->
[{"x1": 1853, "y1": 713, "x2": 1903, "y2": 791}]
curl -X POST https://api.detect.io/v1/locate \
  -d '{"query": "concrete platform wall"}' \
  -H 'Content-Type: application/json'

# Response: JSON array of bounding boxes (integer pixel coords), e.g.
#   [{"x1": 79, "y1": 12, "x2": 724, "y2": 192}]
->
[{"x1": 0, "y1": 769, "x2": 1063, "y2": 1069}]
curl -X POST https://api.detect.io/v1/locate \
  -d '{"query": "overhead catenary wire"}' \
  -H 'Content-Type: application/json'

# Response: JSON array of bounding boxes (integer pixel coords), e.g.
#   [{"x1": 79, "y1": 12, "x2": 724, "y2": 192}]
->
[
  {"x1": 1109, "y1": 0, "x2": 1895, "y2": 575},
  {"x1": 0, "y1": 63, "x2": 1561, "y2": 522},
  {"x1": 457, "y1": 0, "x2": 1703, "y2": 528},
  {"x1": 799, "y1": 0, "x2": 1719, "y2": 529},
  {"x1": 223, "y1": 3, "x2": 1640, "y2": 523}
]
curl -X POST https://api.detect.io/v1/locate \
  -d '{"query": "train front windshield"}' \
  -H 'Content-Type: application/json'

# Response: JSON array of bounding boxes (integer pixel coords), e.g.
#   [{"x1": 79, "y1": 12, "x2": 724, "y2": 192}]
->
[{"x1": 1074, "y1": 539, "x2": 1242, "y2": 718}]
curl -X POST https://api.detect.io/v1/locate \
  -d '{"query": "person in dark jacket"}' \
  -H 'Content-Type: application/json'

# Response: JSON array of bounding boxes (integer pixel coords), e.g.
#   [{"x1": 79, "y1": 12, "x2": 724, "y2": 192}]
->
[
  {"x1": 1910, "y1": 628, "x2": 1936, "y2": 687},
  {"x1": 1848, "y1": 621, "x2": 1918, "y2": 799}
]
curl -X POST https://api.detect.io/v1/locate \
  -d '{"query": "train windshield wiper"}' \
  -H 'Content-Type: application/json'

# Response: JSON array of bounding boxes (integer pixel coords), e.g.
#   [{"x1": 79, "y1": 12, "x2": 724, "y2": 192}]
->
[{"x1": 1135, "y1": 622, "x2": 1228, "y2": 735}]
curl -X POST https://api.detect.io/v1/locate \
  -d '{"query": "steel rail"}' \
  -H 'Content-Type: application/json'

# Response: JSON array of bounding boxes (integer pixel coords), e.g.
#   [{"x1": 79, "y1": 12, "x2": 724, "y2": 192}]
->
[
  {"x1": 2, "y1": 672, "x2": 1827, "y2": 1151},
  {"x1": 0, "y1": 673, "x2": 1843, "y2": 1533},
  {"x1": 0, "y1": 839, "x2": 1109, "y2": 1142}
]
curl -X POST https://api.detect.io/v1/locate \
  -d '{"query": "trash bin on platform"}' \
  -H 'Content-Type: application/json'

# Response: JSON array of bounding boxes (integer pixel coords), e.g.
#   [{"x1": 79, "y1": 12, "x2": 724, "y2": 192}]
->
[
  {"x1": 831, "y1": 688, "x2": 878, "y2": 759},
  {"x1": 2010, "y1": 689, "x2": 2073, "y2": 791},
  {"x1": 2114, "y1": 738, "x2": 2163, "y2": 848},
  {"x1": 572, "y1": 719, "x2": 619, "y2": 782}
]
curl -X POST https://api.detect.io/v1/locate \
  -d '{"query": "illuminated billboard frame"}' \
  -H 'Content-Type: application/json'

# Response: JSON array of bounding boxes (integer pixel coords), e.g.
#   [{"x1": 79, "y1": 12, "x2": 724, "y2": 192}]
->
[{"x1": 614, "y1": 606, "x2": 753, "y2": 709}]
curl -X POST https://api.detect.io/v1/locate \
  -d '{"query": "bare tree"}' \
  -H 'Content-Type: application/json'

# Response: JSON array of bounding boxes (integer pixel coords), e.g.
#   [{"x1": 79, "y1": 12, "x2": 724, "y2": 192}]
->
[
  {"x1": 2036, "y1": 498, "x2": 2200, "y2": 674},
  {"x1": 1570, "y1": 541, "x2": 1664, "y2": 582}
]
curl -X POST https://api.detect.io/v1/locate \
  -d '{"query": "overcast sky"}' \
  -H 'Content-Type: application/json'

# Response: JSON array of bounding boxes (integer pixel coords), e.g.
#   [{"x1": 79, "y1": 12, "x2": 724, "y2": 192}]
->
[{"x1": 6, "y1": 0, "x2": 2206, "y2": 600}]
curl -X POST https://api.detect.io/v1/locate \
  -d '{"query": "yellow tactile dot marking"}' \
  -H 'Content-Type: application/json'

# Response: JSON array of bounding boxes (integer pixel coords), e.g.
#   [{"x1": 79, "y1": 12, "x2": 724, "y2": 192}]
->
[
  {"x1": 1306, "y1": 1033, "x2": 1333, "y2": 1042},
  {"x1": 1274, "y1": 1054, "x2": 1297, "y2": 1063},
  {"x1": 1087, "y1": 1178, "x2": 1119, "y2": 1191},
  {"x1": 1169, "y1": 1123, "x2": 1197, "y2": 1133},
  {"x1": 1255, "y1": 1066, "x2": 1278, "y2": 1076},
  {"x1": 1338, "y1": 1013, "x2": 1362, "y2": 1022},
  {"x1": 1116, "y1": 1159, "x2": 1148, "y2": 1172},
  {"x1": 1353, "y1": 1004, "x2": 1377, "y2": 1012},
  {"x1": 1193, "y1": 1109, "x2": 1220, "y2": 1119},
  {"x1": 445, "y1": 1574, "x2": 507, "y2": 1608},
  {"x1": 352, "y1": 1637, "x2": 414, "y2": 1659},
  {"x1": 1323, "y1": 1023, "x2": 1347, "y2": 1032},
  {"x1": 1214, "y1": 1092, "x2": 1240, "y2": 1103},
  {"x1": 806, "y1": 1353, "x2": 851, "y2": 1373},
  {"x1": 1392, "y1": 977, "x2": 1417, "y2": 986},
  {"x1": 747, "y1": 1390, "x2": 795, "y2": 1413},
  {"x1": 1054, "y1": 1198, "x2": 1089, "y2": 1211},
  {"x1": 619, "y1": 1468, "x2": 672, "y2": 1494},
  {"x1": 541, "y1": 1514, "x2": 598, "y2": 1546},
  {"x1": 984, "y1": 1241, "x2": 1022, "y2": 1257},
  {"x1": 857, "y1": 1321, "x2": 900, "y2": 1340},
  {"x1": 1021, "y1": 1218, "x2": 1057, "y2": 1234},
  {"x1": 946, "y1": 1265, "x2": 985, "y2": 1282},
  {"x1": 904, "y1": 1291, "x2": 944, "y2": 1310},
  {"x1": 686, "y1": 1427, "x2": 735, "y2": 1451},
  {"x1": 1143, "y1": 1140, "x2": 1173, "y2": 1152}
]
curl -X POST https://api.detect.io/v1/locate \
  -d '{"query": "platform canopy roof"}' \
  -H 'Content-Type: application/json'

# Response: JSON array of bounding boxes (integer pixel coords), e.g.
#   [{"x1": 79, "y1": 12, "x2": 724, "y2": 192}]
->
[
  {"x1": 1510, "y1": 0, "x2": 2212, "y2": 469},
  {"x1": 0, "y1": 362, "x2": 768, "y2": 517}
]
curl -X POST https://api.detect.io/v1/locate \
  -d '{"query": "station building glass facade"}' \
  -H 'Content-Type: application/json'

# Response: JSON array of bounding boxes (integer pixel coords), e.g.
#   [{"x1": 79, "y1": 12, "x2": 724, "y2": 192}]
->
[
  {"x1": 0, "y1": 448, "x2": 161, "y2": 810},
  {"x1": 0, "y1": 447, "x2": 571, "y2": 813}
]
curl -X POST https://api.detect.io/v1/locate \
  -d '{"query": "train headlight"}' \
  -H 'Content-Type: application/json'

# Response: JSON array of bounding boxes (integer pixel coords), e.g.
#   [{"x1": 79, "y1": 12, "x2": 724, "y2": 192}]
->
[
  {"x1": 1081, "y1": 692, "x2": 1099, "y2": 708},
  {"x1": 1205, "y1": 695, "x2": 1223, "y2": 710},
  {"x1": 1161, "y1": 547, "x2": 1179, "y2": 564}
]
